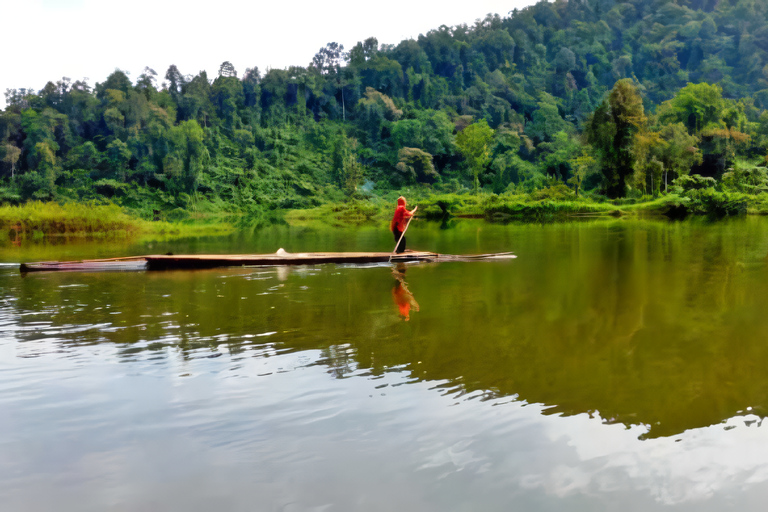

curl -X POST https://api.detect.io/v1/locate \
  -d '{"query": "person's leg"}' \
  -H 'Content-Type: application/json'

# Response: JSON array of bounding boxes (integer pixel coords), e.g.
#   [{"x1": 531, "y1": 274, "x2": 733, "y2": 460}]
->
[
  {"x1": 393, "y1": 229, "x2": 406, "y2": 253},
  {"x1": 397, "y1": 235, "x2": 406, "y2": 253}
]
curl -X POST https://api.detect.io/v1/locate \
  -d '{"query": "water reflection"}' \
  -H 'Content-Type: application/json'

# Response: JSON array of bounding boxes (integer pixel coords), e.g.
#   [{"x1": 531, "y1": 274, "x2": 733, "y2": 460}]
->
[
  {"x1": 391, "y1": 263, "x2": 419, "y2": 321},
  {"x1": 6, "y1": 219, "x2": 768, "y2": 509},
  {"x1": 3, "y1": 218, "x2": 768, "y2": 443},
  {"x1": 8, "y1": 223, "x2": 22, "y2": 247}
]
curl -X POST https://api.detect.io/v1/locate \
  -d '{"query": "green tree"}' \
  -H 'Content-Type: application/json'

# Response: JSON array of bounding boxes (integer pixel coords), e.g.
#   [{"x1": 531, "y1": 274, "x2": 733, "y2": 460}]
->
[
  {"x1": 568, "y1": 148, "x2": 599, "y2": 197},
  {"x1": 20, "y1": 108, "x2": 69, "y2": 174},
  {"x1": 586, "y1": 79, "x2": 647, "y2": 198},
  {"x1": 631, "y1": 128, "x2": 663, "y2": 194},
  {"x1": 212, "y1": 65, "x2": 244, "y2": 131},
  {"x1": 135, "y1": 67, "x2": 158, "y2": 101},
  {"x1": 456, "y1": 119, "x2": 494, "y2": 191},
  {"x1": 242, "y1": 67, "x2": 262, "y2": 126},
  {"x1": 390, "y1": 109, "x2": 454, "y2": 157},
  {"x1": 396, "y1": 147, "x2": 438, "y2": 183},
  {"x1": 311, "y1": 42, "x2": 345, "y2": 75},
  {"x1": 218, "y1": 61, "x2": 237, "y2": 78},
  {"x1": 178, "y1": 120, "x2": 208, "y2": 193},
  {"x1": 357, "y1": 55, "x2": 404, "y2": 98},
  {"x1": 103, "y1": 107, "x2": 126, "y2": 138},
  {"x1": 525, "y1": 93, "x2": 571, "y2": 144},
  {"x1": 165, "y1": 64, "x2": 185, "y2": 103},
  {"x1": 658, "y1": 83, "x2": 725, "y2": 134},
  {"x1": 33, "y1": 141, "x2": 59, "y2": 196},
  {"x1": 537, "y1": 130, "x2": 580, "y2": 181},
  {"x1": 488, "y1": 127, "x2": 521, "y2": 192},
  {"x1": 331, "y1": 134, "x2": 364, "y2": 194},
  {"x1": 160, "y1": 120, "x2": 208, "y2": 196},
  {"x1": 96, "y1": 69, "x2": 132, "y2": 98},
  {"x1": 357, "y1": 88, "x2": 402, "y2": 145},
  {"x1": 180, "y1": 71, "x2": 216, "y2": 128},
  {"x1": 106, "y1": 139, "x2": 131, "y2": 181},
  {"x1": 1, "y1": 143, "x2": 21, "y2": 178},
  {"x1": 656, "y1": 123, "x2": 702, "y2": 192},
  {"x1": 64, "y1": 142, "x2": 102, "y2": 171},
  {"x1": 342, "y1": 147, "x2": 364, "y2": 196}
]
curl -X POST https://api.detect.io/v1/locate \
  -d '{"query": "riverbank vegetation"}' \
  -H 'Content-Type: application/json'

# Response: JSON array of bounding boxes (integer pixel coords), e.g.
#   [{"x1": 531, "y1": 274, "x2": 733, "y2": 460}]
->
[
  {"x1": 0, "y1": 201, "x2": 235, "y2": 241},
  {"x1": 0, "y1": 202, "x2": 137, "y2": 239},
  {"x1": 4, "y1": 0, "x2": 768, "y2": 233}
]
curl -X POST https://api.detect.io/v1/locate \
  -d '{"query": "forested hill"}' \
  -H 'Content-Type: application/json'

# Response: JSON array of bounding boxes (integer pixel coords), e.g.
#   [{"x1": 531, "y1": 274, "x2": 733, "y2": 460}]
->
[{"x1": 3, "y1": 0, "x2": 768, "y2": 215}]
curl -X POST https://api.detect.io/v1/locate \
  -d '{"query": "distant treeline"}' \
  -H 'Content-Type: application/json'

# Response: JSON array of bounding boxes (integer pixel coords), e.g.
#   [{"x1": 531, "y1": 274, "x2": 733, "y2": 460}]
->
[{"x1": 3, "y1": 0, "x2": 768, "y2": 218}]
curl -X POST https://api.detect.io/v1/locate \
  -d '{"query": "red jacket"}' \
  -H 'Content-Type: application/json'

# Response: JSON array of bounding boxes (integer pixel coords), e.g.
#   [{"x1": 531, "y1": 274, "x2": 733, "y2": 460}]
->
[{"x1": 390, "y1": 198, "x2": 413, "y2": 232}]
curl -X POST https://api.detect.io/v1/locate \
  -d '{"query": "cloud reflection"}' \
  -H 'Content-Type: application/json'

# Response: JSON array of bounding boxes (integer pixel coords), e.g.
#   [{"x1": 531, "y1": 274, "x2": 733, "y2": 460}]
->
[{"x1": 521, "y1": 409, "x2": 768, "y2": 506}]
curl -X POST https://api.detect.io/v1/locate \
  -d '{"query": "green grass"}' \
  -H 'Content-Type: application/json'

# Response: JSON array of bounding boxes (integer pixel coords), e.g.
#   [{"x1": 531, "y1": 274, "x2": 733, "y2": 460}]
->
[
  {"x1": 621, "y1": 194, "x2": 687, "y2": 214},
  {"x1": 285, "y1": 199, "x2": 386, "y2": 227},
  {"x1": 0, "y1": 201, "x2": 235, "y2": 241},
  {"x1": 480, "y1": 193, "x2": 619, "y2": 221},
  {"x1": 0, "y1": 201, "x2": 137, "y2": 236}
]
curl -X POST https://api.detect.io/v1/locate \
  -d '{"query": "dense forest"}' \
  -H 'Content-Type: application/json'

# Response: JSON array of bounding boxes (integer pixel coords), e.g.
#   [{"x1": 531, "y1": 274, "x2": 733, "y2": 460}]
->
[{"x1": 3, "y1": 0, "x2": 768, "y2": 221}]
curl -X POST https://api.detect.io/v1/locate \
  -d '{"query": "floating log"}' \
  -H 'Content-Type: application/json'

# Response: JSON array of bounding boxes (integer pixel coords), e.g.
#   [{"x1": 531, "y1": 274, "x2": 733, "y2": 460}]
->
[
  {"x1": 19, "y1": 249, "x2": 515, "y2": 273},
  {"x1": 145, "y1": 250, "x2": 440, "y2": 270},
  {"x1": 19, "y1": 256, "x2": 149, "y2": 273}
]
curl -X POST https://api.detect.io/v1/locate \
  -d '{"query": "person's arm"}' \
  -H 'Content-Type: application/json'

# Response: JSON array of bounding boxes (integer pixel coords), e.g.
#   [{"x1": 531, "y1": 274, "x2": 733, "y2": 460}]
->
[{"x1": 407, "y1": 205, "x2": 418, "y2": 217}]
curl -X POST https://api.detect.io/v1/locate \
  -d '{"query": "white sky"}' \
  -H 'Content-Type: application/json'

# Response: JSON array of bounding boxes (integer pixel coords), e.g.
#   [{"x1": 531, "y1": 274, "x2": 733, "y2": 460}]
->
[{"x1": 1, "y1": 0, "x2": 539, "y2": 109}]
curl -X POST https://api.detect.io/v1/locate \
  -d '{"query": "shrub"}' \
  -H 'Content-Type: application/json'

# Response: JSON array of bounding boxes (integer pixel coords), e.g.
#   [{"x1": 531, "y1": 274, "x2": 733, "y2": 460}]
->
[
  {"x1": 720, "y1": 165, "x2": 768, "y2": 194},
  {"x1": 684, "y1": 188, "x2": 747, "y2": 216},
  {"x1": 672, "y1": 174, "x2": 717, "y2": 193},
  {"x1": 530, "y1": 183, "x2": 575, "y2": 201}
]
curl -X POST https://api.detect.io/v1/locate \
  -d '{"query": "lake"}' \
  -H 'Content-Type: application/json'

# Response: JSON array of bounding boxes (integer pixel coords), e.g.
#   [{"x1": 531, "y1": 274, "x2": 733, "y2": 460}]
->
[{"x1": 2, "y1": 217, "x2": 768, "y2": 511}]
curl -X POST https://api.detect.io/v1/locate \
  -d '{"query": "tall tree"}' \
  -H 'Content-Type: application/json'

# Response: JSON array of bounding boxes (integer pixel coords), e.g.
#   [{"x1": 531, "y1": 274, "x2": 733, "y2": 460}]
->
[
  {"x1": 311, "y1": 42, "x2": 345, "y2": 76},
  {"x1": 656, "y1": 123, "x2": 702, "y2": 191},
  {"x1": 136, "y1": 67, "x2": 158, "y2": 101},
  {"x1": 456, "y1": 119, "x2": 494, "y2": 192},
  {"x1": 586, "y1": 79, "x2": 646, "y2": 197},
  {"x1": 1, "y1": 143, "x2": 21, "y2": 178},
  {"x1": 164, "y1": 64, "x2": 185, "y2": 103},
  {"x1": 218, "y1": 61, "x2": 237, "y2": 78}
]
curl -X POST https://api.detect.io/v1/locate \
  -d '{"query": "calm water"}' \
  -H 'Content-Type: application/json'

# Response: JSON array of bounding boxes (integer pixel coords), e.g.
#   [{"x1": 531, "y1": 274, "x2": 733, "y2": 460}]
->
[{"x1": 3, "y1": 218, "x2": 768, "y2": 511}]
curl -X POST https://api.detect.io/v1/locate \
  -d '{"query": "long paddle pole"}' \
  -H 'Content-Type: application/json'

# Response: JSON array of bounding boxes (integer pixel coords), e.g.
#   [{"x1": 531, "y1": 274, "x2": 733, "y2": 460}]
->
[{"x1": 390, "y1": 206, "x2": 417, "y2": 262}]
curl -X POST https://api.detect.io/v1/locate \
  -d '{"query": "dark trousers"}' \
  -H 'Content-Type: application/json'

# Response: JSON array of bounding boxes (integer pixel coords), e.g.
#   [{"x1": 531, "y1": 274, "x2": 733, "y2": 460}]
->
[{"x1": 393, "y1": 229, "x2": 406, "y2": 253}]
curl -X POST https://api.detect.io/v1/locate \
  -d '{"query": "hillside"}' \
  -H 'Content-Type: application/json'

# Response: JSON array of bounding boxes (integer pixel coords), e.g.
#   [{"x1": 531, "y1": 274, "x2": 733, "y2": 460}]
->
[{"x1": 2, "y1": 0, "x2": 768, "y2": 219}]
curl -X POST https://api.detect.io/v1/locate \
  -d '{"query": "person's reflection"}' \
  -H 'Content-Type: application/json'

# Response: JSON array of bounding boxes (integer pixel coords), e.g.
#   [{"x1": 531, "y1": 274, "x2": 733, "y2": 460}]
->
[
  {"x1": 10, "y1": 223, "x2": 22, "y2": 246},
  {"x1": 391, "y1": 263, "x2": 419, "y2": 321}
]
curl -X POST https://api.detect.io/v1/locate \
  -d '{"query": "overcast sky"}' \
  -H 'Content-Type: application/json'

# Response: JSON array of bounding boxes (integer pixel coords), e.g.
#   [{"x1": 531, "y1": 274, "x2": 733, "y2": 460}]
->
[{"x1": 1, "y1": 0, "x2": 539, "y2": 109}]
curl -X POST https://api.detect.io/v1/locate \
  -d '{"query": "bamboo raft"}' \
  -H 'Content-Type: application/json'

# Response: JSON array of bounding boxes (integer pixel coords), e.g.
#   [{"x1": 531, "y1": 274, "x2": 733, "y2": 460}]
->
[{"x1": 19, "y1": 250, "x2": 516, "y2": 273}]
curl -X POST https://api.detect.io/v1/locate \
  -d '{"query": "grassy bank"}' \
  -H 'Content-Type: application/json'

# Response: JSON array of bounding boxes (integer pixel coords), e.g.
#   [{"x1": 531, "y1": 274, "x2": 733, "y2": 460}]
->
[
  {"x1": 0, "y1": 202, "x2": 137, "y2": 237},
  {"x1": 283, "y1": 187, "x2": 768, "y2": 226},
  {"x1": 285, "y1": 193, "x2": 620, "y2": 226},
  {"x1": 3, "y1": 186, "x2": 767, "y2": 245},
  {"x1": 0, "y1": 201, "x2": 235, "y2": 243}
]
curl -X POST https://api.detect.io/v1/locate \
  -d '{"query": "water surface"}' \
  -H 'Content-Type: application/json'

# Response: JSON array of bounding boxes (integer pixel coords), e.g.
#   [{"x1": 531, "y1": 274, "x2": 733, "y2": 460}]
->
[{"x1": 3, "y1": 218, "x2": 768, "y2": 511}]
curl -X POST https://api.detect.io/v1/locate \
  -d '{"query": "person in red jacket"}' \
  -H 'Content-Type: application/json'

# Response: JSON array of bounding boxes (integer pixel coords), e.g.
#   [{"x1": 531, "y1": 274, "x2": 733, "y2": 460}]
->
[{"x1": 390, "y1": 196, "x2": 417, "y2": 253}]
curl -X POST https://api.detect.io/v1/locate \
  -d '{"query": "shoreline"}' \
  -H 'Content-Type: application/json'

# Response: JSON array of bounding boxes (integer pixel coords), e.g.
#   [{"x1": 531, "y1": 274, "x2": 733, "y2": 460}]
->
[{"x1": 0, "y1": 192, "x2": 761, "y2": 242}]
